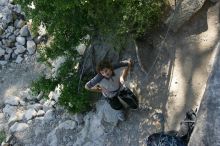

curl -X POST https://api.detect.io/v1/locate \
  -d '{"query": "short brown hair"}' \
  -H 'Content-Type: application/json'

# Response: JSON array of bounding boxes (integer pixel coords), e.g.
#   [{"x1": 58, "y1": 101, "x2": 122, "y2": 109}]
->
[{"x1": 96, "y1": 60, "x2": 113, "y2": 73}]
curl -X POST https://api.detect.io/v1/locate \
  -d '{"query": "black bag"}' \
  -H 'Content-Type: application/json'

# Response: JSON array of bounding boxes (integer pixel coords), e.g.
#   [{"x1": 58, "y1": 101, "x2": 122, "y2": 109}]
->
[
  {"x1": 118, "y1": 86, "x2": 138, "y2": 109},
  {"x1": 146, "y1": 132, "x2": 187, "y2": 146},
  {"x1": 146, "y1": 109, "x2": 197, "y2": 146}
]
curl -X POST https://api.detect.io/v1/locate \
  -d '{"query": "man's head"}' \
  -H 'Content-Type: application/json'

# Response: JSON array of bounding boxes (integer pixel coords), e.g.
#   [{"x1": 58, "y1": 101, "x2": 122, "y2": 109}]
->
[{"x1": 96, "y1": 60, "x2": 113, "y2": 78}]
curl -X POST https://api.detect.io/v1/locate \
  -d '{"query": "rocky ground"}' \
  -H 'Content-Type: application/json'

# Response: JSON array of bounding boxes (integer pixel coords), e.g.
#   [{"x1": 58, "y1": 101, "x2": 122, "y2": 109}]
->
[{"x1": 0, "y1": 0, "x2": 220, "y2": 146}]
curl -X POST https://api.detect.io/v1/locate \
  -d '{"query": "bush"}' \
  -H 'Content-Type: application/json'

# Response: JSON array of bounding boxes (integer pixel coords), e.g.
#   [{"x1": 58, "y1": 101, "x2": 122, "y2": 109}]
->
[
  {"x1": 15, "y1": 0, "x2": 166, "y2": 59},
  {"x1": 31, "y1": 58, "x2": 92, "y2": 113},
  {"x1": 0, "y1": 130, "x2": 6, "y2": 143},
  {"x1": 16, "y1": 0, "x2": 166, "y2": 113},
  {"x1": 31, "y1": 76, "x2": 59, "y2": 99}
]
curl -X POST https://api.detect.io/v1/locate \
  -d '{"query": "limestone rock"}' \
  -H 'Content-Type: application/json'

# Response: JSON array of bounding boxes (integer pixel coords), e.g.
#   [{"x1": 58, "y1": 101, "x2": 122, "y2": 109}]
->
[
  {"x1": 26, "y1": 40, "x2": 36, "y2": 54},
  {"x1": 24, "y1": 109, "x2": 37, "y2": 121},
  {"x1": 57, "y1": 120, "x2": 77, "y2": 130},
  {"x1": 15, "y1": 55, "x2": 23, "y2": 63},
  {"x1": 165, "y1": 0, "x2": 206, "y2": 32},
  {"x1": 0, "y1": 47, "x2": 5, "y2": 56},
  {"x1": 9, "y1": 122, "x2": 29, "y2": 133},
  {"x1": 16, "y1": 36, "x2": 25, "y2": 45},
  {"x1": 4, "y1": 96, "x2": 20, "y2": 106},
  {"x1": 19, "y1": 25, "x2": 29, "y2": 37},
  {"x1": 14, "y1": 45, "x2": 26, "y2": 54}
]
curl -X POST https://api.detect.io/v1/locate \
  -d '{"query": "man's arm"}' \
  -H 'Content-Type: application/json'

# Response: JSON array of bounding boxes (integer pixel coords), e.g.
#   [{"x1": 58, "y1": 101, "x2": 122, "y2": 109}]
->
[
  {"x1": 120, "y1": 59, "x2": 132, "y2": 84},
  {"x1": 85, "y1": 74, "x2": 103, "y2": 93},
  {"x1": 85, "y1": 84, "x2": 102, "y2": 93}
]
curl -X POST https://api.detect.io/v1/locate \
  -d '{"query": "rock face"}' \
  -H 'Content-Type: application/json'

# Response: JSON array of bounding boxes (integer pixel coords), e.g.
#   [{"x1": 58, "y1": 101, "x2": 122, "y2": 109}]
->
[
  {"x1": 1, "y1": 81, "x2": 122, "y2": 146},
  {"x1": 81, "y1": 37, "x2": 123, "y2": 74},
  {"x1": 0, "y1": 0, "x2": 37, "y2": 65},
  {"x1": 166, "y1": 0, "x2": 206, "y2": 32},
  {"x1": 189, "y1": 43, "x2": 220, "y2": 146}
]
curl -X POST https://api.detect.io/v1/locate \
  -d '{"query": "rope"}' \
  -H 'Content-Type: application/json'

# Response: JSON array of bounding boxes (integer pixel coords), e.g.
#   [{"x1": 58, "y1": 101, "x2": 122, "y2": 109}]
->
[{"x1": 135, "y1": 0, "x2": 183, "y2": 81}]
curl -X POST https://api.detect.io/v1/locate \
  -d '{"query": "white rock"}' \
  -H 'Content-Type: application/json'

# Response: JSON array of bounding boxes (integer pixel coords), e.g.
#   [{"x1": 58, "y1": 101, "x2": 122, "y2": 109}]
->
[
  {"x1": 48, "y1": 85, "x2": 62, "y2": 102},
  {"x1": 13, "y1": 29, "x2": 20, "y2": 36},
  {"x1": 24, "y1": 108, "x2": 37, "y2": 121},
  {"x1": 36, "y1": 110, "x2": 45, "y2": 116},
  {"x1": 27, "y1": 103, "x2": 43, "y2": 111},
  {"x1": 4, "y1": 96, "x2": 20, "y2": 105},
  {"x1": 14, "y1": 45, "x2": 26, "y2": 54},
  {"x1": 0, "y1": 47, "x2": 5, "y2": 56},
  {"x1": 76, "y1": 43, "x2": 86, "y2": 55},
  {"x1": 4, "y1": 53, "x2": 11, "y2": 60},
  {"x1": 57, "y1": 120, "x2": 77, "y2": 130},
  {"x1": 38, "y1": 23, "x2": 47, "y2": 36},
  {"x1": 43, "y1": 100, "x2": 53, "y2": 112},
  {"x1": 19, "y1": 88, "x2": 32, "y2": 100},
  {"x1": 0, "y1": 61, "x2": 7, "y2": 65},
  {"x1": 8, "y1": 34, "x2": 16, "y2": 42},
  {"x1": 0, "y1": 0, "x2": 9, "y2": 6},
  {"x1": 16, "y1": 36, "x2": 25, "y2": 45},
  {"x1": 5, "y1": 47, "x2": 13, "y2": 54},
  {"x1": 51, "y1": 56, "x2": 66, "y2": 78},
  {"x1": 9, "y1": 122, "x2": 29, "y2": 133},
  {"x1": 13, "y1": 4, "x2": 21, "y2": 13},
  {"x1": 19, "y1": 100, "x2": 26, "y2": 106},
  {"x1": 43, "y1": 110, "x2": 54, "y2": 122},
  {"x1": 46, "y1": 129, "x2": 57, "y2": 146},
  {"x1": 19, "y1": 25, "x2": 29, "y2": 37},
  {"x1": 8, "y1": 113, "x2": 23, "y2": 126},
  {"x1": 15, "y1": 55, "x2": 23, "y2": 63},
  {"x1": 2, "y1": 13, "x2": 12, "y2": 24},
  {"x1": 2, "y1": 39, "x2": 13, "y2": 47},
  {"x1": 73, "y1": 114, "x2": 84, "y2": 125},
  {"x1": 36, "y1": 91, "x2": 43, "y2": 100},
  {"x1": 26, "y1": 40, "x2": 36, "y2": 54},
  {"x1": 6, "y1": 26, "x2": 14, "y2": 33}
]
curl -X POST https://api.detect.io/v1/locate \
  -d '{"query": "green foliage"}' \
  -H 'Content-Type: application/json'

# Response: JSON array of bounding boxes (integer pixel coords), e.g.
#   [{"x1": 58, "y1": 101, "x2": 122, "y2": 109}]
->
[
  {"x1": 56, "y1": 58, "x2": 90, "y2": 113},
  {"x1": 16, "y1": 0, "x2": 166, "y2": 113},
  {"x1": 15, "y1": 0, "x2": 166, "y2": 59},
  {"x1": 31, "y1": 58, "x2": 91, "y2": 113},
  {"x1": 31, "y1": 76, "x2": 59, "y2": 98},
  {"x1": 0, "y1": 130, "x2": 6, "y2": 143}
]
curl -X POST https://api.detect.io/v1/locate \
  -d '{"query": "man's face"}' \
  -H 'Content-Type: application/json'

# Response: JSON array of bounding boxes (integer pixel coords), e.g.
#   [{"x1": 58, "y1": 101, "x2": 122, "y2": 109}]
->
[{"x1": 100, "y1": 68, "x2": 112, "y2": 78}]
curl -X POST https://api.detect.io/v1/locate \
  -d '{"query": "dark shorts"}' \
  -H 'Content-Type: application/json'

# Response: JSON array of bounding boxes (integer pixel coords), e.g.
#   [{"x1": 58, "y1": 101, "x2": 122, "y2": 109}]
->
[
  {"x1": 107, "y1": 86, "x2": 138, "y2": 110},
  {"x1": 107, "y1": 96, "x2": 123, "y2": 110}
]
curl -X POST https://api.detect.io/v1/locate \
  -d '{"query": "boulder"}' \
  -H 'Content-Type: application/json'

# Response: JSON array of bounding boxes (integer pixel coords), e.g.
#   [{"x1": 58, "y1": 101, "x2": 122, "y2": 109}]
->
[
  {"x1": 15, "y1": 55, "x2": 23, "y2": 63},
  {"x1": 189, "y1": 44, "x2": 220, "y2": 145},
  {"x1": 19, "y1": 25, "x2": 30, "y2": 37},
  {"x1": 16, "y1": 36, "x2": 25, "y2": 45},
  {"x1": 14, "y1": 45, "x2": 26, "y2": 54},
  {"x1": 4, "y1": 96, "x2": 20, "y2": 106},
  {"x1": 0, "y1": 47, "x2": 5, "y2": 56},
  {"x1": 165, "y1": 0, "x2": 206, "y2": 32},
  {"x1": 26, "y1": 40, "x2": 36, "y2": 54},
  {"x1": 24, "y1": 109, "x2": 37, "y2": 121},
  {"x1": 9, "y1": 122, "x2": 29, "y2": 133},
  {"x1": 3, "y1": 105, "x2": 17, "y2": 117}
]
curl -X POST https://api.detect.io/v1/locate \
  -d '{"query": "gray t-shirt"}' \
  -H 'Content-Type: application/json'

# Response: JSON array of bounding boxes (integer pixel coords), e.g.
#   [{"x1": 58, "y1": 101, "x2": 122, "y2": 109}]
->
[
  {"x1": 98, "y1": 67, "x2": 125, "y2": 97},
  {"x1": 86, "y1": 62, "x2": 128, "y2": 98}
]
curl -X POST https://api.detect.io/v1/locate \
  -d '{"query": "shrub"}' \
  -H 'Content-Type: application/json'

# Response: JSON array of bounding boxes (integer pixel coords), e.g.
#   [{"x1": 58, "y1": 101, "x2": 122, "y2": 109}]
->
[
  {"x1": 31, "y1": 76, "x2": 59, "y2": 99},
  {"x1": 15, "y1": 0, "x2": 166, "y2": 113},
  {"x1": 0, "y1": 130, "x2": 6, "y2": 143},
  {"x1": 31, "y1": 58, "x2": 92, "y2": 113}
]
